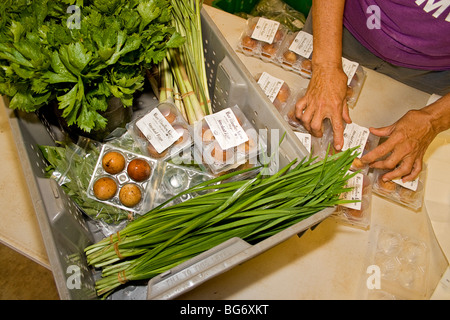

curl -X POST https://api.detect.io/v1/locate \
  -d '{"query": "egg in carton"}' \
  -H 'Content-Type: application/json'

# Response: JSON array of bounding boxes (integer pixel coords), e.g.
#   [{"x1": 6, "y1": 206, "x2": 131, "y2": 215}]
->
[
  {"x1": 238, "y1": 16, "x2": 288, "y2": 64},
  {"x1": 194, "y1": 105, "x2": 266, "y2": 175},
  {"x1": 276, "y1": 30, "x2": 313, "y2": 78},
  {"x1": 372, "y1": 165, "x2": 427, "y2": 211},
  {"x1": 87, "y1": 144, "x2": 158, "y2": 214},
  {"x1": 255, "y1": 71, "x2": 291, "y2": 113},
  {"x1": 334, "y1": 172, "x2": 373, "y2": 229},
  {"x1": 128, "y1": 101, "x2": 193, "y2": 161}
]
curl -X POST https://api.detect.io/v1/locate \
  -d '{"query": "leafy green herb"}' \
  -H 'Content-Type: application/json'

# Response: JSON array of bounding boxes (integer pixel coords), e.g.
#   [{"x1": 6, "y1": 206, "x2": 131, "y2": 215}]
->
[{"x1": 0, "y1": 0, "x2": 184, "y2": 133}]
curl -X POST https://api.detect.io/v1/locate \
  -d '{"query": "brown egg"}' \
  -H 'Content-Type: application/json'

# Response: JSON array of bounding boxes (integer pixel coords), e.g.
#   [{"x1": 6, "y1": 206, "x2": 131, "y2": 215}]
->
[
  {"x1": 351, "y1": 158, "x2": 365, "y2": 170},
  {"x1": 147, "y1": 143, "x2": 168, "y2": 159},
  {"x1": 173, "y1": 125, "x2": 190, "y2": 145},
  {"x1": 127, "y1": 158, "x2": 152, "y2": 182},
  {"x1": 301, "y1": 59, "x2": 312, "y2": 73},
  {"x1": 377, "y1": 176, "x2": 397, "y2": 191},
  {"x1": 276, "y1": 83, "x2": 290, "y2": 103},
  {"x1": 261, "y1": 43, "x2": 277, "y2": 58},
  {"x1": 93, "y1": 177, "x2": 117, "y2": 201},
  {"x1": 283, "y1": 50, "x2": 298, "y2": 64},
  {"x1": 274, "y1": 29, "x2": 284, "y2": 42},
  {"x1": 159, "y1": 104, "x2": 177, "y2": 123},
  {"x1": 119, "y1": 183, "x2": 142, "y2": 207},
  {"x1": 241, "y1": 36, "x2": 257, "y2": 52},
  {"x1": 211, "y1": 145, "x2": 229, "y2": 162},
  {"x1": 202, "y1": 126, "x2": 215, "y2": 143},
  {"x1": 102, "y1": 151, "x2": 126, "y2": 174}
]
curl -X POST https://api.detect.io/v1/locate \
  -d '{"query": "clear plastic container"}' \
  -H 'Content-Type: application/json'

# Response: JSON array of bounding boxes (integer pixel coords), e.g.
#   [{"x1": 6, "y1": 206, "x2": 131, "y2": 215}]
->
[
  {"x1": 276, "y1": 30, "x2": 313, "y2": 78},
  {"x1": 365, "y1": 226, "x2": 429, "y2": 299},
  {"x1": 193, "y1": 105, "x2": 266, "y2": 175},
  {"x1": 128, "y1": 101, "x2": 193, "y2": 161},
  {"x1": 323, "y1": 122, "x2": 380, "y2": 174},
  {"x1": 237, "y1": 16, "x2": 288, "y2": 64},
  {"x1": 255, "y1": 72, "x2": 291, "y2": 112},
  {"x1": 87, "y1": 144, "x2": 158, "y2": 214},
  {"x1": 346, "y1": 62, "x2": 366, "y2": 109},
  {"x1": 372, "y1": 165, "x2": 427, "y2": 211},
  {"x1": 333, "y1": 172, "x2": 372, "y2": 229},
  {"x1": 151, "y1": 162, "x2": 216, "y2": 208}
]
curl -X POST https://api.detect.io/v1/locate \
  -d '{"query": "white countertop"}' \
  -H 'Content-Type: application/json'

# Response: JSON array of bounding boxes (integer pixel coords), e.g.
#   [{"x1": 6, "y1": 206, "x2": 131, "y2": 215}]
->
[{"x1": 0, "y1": 4, "x2": 448, "y2": 300}]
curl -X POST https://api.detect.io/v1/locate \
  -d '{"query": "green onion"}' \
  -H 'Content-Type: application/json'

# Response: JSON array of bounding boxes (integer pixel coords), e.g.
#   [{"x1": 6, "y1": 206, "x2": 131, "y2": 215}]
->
[
  {"x1": 157, "y1": 0, "x2": 212, "y2": 124},
  {"x1": 85, "y1": 148, "x2": 360, "y2": 298}
]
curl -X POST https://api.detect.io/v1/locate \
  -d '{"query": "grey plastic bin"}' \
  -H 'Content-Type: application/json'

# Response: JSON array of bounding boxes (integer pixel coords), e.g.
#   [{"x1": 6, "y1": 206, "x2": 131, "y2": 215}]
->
[{"x1": 5, "y1": 8, "x2": 333, "y2": 300}]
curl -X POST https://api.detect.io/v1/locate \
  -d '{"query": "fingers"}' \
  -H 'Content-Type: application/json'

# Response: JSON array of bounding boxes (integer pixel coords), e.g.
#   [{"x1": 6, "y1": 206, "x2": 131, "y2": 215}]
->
[{"x1": 330, "y1": 112, "x2": 345, "y2": 150}]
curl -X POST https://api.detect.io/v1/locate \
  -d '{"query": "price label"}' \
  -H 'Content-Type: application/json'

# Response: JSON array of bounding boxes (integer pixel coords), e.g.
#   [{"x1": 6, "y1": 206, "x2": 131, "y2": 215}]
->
[
  {"x1": 289, "y1": 31, "x2": 313, "y2": 59},
  {"x1": 136, "y1": 108, "x2": 182, "y2": 154},
  {"x1": 204, "y1": 108, "x2": 249, "y2": 150},
  {"x1": 257, "y1": 72, "x2": 284, "y2": 103},
  {"x1": 251, "y1": 17, "x2": 280, "y2": 44}
]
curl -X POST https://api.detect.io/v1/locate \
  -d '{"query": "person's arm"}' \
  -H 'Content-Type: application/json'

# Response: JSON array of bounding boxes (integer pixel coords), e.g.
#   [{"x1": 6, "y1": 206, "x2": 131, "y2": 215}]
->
[
  {"x1": 295, "y1": 0, "x2": 350, "y2": 150},
  {"x1": 362, "y1": 93, "x2": 450, "y2": 181}
]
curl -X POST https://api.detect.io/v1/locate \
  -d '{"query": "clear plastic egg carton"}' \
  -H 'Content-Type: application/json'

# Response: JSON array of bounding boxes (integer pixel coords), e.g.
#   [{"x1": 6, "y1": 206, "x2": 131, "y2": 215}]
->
[
  {"x1": 255, "y1": 72, "x2": 292, "y2": 113},
  {"x1": 128, "y1": 101, "x2": 193, "y2": 161},
  {"x1": 322, "y1": 122, "x2": 380, "y2": 175},
  {"x1": 276, "y1": 30, "x2": 313, "y2": 78},
  {"x1": 194, "y1": 105, "x2": 266, "y2": 175},
  {"x1": 372, "y1": 166, "x2": 427, "y2": 211},
  {"x1": 151, "y1": 161, "x2": 216, "y2": 208},
  {"x1": 346, "y1": 62, "x2": 366, "y2": 109},
  {"x1": 365, "y1": 226, "x2": 429, "y2": 299},
  {"x1": 333, "y1": 172, "x2": 372, "y2": 229},
  {"x1": 87, "y1": 144, "x2": 158, "y2": 214},
  {"x1": 237, "y1": 16, "x2": 289, "y2": 64},
  {"x1": 279, "y1": 94, "x2": 330, "y2": 161}
]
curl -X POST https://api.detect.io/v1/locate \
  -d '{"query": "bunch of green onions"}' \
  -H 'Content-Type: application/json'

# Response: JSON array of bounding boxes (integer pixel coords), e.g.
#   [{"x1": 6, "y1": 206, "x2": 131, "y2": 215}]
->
[
  {"x1": 84, "y1": 148, "x2": 359, "y2": 298},
  {"x1": 157, "y1": 0, "x2": 212, "y2": 124}
]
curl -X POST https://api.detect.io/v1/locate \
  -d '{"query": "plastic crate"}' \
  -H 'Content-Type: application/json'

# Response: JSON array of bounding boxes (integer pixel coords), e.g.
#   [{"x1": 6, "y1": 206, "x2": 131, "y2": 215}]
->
[{"x1": 4, "y1": 8, "x2": 334, "y2": 300}]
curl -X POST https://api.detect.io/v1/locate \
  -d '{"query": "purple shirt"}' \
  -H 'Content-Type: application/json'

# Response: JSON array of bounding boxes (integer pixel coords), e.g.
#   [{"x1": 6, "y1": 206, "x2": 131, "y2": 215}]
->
[{"x1": 343, "y1": 0, "x2": 450, "y2": 70}]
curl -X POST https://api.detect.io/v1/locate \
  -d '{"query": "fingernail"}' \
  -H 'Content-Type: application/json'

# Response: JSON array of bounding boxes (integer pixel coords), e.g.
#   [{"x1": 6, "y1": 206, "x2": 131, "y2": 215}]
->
[{"x1": 335, "y1": 144, "x2": 341, "y2": 150}]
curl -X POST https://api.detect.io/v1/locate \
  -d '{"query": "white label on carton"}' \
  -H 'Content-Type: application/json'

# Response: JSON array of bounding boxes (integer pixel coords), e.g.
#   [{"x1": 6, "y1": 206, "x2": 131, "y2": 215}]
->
[
  {"x1": 393, "y1": 177, "x2": 419, "y2": 191},
  {"x1": 204, "y1": 108, "x2": 249, "y2": 150},
  {"x1": 257, "y1": 72, "x2": 284, "y2": 103},
  {"x1": 136, "y1": 108, "x2": 182, "y2": 154},
  {"x1": 289, "y1": 31, "x2": 314, "y2": 59},
  {"x1": 295, "y1": 132, "x2": 312, "y2": 153},
  {"x1": 342, "y1": 123, "x2": 370, "y2": 158},
  {"x1": 251, "y1": 18, "x2": 280, "y2": 44},
  {"x1": 342, "y1": 57, "x2": 359, "y2": 86},
  {"x1": 340, "y1": 172, "x2": 363, "y2": 210}
]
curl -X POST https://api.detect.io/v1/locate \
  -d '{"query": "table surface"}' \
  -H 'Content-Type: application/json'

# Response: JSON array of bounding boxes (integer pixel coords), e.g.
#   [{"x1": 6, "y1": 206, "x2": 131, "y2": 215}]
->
[{"x1": 1, "y1": 5, "x2": 449, "y2": 300}]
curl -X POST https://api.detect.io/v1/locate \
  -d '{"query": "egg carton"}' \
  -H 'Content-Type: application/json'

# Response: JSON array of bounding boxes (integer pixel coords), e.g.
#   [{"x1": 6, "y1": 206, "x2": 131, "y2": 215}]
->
[
  {"x1": 237, "y1": 16, "x2": 289, "y2": 64},
  {"x1": 151, "y1": 161, "x2": 216, "y2": 208},
  {"x1": 372, "y1": 166, "x2": 427, "y2": 211},
  {"x1": 128, "y1": 101, "x2": 193, "y2": 162},
  {"x1": 333, "y1": 172, "x2": 372, "y2": 229},
  {"x1": 87, "y1": 144, "x2": 158, "y2": 214},
  {"x1": 193, "y1": 104, "x2": 266, "y2": 175},
  {"x1": 276, "y1": 30, "x2": 313, "y2": 78},
  {"x1": 255, "y1": 71, "x2": 292, "y2": 113},
  {"x1": 363, "y1": 226, "x2": 429, "y2": 299}
]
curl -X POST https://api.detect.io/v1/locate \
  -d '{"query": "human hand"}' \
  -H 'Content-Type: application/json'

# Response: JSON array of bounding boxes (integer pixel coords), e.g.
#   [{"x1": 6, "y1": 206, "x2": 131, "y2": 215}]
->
[
  {"x1": 295, "y1": 63, "x2": 351, "y2": 150},
  {"x1": 361, "y1": 109, "x2": 439, "y2": 182}
]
